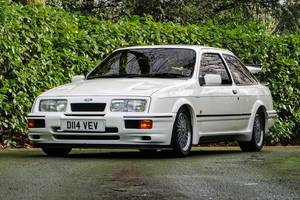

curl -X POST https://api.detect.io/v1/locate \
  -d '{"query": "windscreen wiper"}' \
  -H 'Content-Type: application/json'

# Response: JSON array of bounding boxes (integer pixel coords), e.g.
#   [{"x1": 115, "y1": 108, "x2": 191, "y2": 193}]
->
[
  {"x1": 150, "y1": 73, "x2": 188, "y2": 78},
  {"x1": 88, "y1": 73, "x2": 188, "y2": 79},
  {"x1": 119, "y1": 73, "x2": 188, "y2": 78}
]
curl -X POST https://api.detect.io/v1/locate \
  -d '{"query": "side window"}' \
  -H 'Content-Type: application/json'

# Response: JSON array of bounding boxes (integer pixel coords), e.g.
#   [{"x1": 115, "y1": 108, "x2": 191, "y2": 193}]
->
[
  {"x1": 223, "y1": 54, "x2": 257, "y2": 85},
  {"x1": 200, "y1": 53, "x2": 232, "y2": 85}
]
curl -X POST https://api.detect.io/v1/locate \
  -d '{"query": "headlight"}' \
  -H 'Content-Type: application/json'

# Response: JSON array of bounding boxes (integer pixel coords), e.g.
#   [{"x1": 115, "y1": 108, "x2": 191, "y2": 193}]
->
[
  {"x1": 110, "y1": 99, "x2": 147, "y2": 112},
  {"x1": 39, "y1": 99, "x2": 67, "y2": 112}
]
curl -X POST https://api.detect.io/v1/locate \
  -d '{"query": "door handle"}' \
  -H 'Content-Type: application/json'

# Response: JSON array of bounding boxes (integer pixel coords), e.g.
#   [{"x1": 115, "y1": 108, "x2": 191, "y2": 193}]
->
[{"x1": 232, "y1": 89, "x2": 238, "y2": 94}]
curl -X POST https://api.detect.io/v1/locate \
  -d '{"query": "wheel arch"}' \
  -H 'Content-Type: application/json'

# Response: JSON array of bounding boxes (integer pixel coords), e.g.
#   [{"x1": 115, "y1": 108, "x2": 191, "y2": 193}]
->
[
  {"x1": 249, "y1": 101, "x2": 268, "y2": 134},
  {"x1": 172, "y1": 98, "x2": 198, "y2": 144}
]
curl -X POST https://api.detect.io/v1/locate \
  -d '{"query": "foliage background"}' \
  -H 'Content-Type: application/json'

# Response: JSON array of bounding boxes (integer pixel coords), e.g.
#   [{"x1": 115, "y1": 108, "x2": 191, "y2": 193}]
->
[
  {"x1": 46, "y1": 0, "x2": 300, "y2": 34},
  {"x1": 0, "y1": 1, "x2": 299, "y2": 146}
]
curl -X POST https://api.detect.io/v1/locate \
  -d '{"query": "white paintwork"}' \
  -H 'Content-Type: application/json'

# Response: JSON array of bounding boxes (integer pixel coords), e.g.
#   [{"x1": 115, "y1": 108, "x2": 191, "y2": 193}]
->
[
  {"x1": 28, "y1": 45, "x2": 277, "y2": 148},
  {"x1": 42, "y1": 78, "x2": 186, "y2": 97}
]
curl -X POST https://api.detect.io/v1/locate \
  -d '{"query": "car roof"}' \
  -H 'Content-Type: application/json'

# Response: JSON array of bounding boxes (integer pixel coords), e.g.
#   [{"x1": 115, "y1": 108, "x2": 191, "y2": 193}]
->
[{"x1": 117, "y1": 45, "x2": 234, "y2": 55}]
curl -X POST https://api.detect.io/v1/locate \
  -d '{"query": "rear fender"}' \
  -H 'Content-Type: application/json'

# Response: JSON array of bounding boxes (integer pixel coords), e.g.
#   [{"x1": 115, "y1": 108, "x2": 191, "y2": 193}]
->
[{"x1": 241, "y1": 100, "x2": 267, "y2": 141}]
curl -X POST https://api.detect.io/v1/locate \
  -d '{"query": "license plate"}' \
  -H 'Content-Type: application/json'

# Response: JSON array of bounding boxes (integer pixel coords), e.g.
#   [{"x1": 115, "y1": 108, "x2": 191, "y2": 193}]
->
[{"x1": 61, "y1": 119, "x2": 105, "y2": 132}]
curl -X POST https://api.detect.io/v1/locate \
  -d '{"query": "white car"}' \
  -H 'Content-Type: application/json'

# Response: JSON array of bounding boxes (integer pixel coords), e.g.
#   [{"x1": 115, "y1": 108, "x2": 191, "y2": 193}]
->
[{"x1": 28, "y1": 45, "x2": 277, "y2": 157}]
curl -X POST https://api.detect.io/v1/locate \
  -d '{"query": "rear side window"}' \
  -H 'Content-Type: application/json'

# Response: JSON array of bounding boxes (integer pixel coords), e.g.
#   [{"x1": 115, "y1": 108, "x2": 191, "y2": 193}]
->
[
  {"x1": 223, "y1": 54, "x2": 257, "y2": 85},
  {"x1": 200, "y1": 53, "x2": 232, "y2": 85}
]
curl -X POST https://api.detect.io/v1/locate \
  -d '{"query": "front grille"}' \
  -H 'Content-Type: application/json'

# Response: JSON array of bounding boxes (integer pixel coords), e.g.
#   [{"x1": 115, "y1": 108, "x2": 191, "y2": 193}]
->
[{"x1": 71, "y1": 103, "x2": 106, "y2": 112}]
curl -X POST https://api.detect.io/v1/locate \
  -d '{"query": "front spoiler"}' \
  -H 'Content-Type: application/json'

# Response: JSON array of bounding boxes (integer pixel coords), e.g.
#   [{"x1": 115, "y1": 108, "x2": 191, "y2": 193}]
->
[{"x1": 32, "y1": 142, "x2": 173, "y2": 150}]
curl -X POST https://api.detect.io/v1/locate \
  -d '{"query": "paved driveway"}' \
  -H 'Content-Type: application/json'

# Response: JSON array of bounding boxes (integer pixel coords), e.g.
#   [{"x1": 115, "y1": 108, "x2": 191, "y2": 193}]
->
[{"x1": 0, "y1": 147, "x2": 299, "y2": 200}]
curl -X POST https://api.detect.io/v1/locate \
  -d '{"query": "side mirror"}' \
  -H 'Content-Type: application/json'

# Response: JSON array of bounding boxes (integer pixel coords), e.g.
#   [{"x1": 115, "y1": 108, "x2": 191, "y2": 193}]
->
[
  {"x1": 260, "y1": 81, "x2": 270, "y2": 86},
  {"x1": 72, "y1": 75, "x2": 85, "y2": 83},
  {"x1": 200, "y1": 74, "x2": 222, "y2": 86},
  {"x1": 246, "y1": 64, "x2": 262, "y2": 74}
]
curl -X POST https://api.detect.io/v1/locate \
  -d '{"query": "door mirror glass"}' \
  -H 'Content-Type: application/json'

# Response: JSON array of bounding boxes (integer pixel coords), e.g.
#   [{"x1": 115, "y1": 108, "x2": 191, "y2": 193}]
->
[
  {"x1": 72, "y1": 75, "x2": 85, "y2": 83},
  {"x1": 203, "y1": 74, "x2": 222, "y2": 86}
]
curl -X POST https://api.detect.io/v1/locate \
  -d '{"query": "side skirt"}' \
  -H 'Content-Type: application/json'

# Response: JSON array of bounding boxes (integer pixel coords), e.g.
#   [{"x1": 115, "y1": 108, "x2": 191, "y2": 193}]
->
[{"x1": 198, "y1": 134, "x2": 244, "y2": 144}]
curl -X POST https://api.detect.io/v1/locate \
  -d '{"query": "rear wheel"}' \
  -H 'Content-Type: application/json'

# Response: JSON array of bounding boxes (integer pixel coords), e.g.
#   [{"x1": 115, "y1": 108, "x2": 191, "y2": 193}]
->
[
  {"x1": 239, "y1": 112, "x2": 265, "y2": 152},
  {"x1": 42, "y1": 147, "x2": 72, "y2": 157},
  {"x1": 171, "y1": 108, "x2": 193, "y2": 157}
]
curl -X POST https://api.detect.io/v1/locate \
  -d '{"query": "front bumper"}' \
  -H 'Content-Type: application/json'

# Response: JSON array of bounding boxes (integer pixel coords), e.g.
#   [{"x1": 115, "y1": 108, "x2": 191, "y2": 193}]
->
[{"x1": 28, "y1": 112, "x2": 175, "y2": 148}]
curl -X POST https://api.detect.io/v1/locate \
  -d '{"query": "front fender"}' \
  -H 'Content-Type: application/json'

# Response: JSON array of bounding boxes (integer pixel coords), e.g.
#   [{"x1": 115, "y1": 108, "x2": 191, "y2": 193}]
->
[{"x1": 171, "y1": 98, "x2": 196, "y2": 113}]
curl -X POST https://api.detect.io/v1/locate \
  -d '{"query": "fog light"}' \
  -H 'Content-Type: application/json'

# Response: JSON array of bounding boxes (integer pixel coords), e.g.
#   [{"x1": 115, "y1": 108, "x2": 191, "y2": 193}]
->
[
  {"x1": 28, "y1": 119, "x2": 35, "y2": 128},
  {"x1": 32, "y1": 135, "x2": 40, "y2": 139},
  {"x1": 142, "y1": 136, "x2": 151, "y2": 140},
  {"x1": 140, "y1": 120, "x2": 152, "y2": 129}
]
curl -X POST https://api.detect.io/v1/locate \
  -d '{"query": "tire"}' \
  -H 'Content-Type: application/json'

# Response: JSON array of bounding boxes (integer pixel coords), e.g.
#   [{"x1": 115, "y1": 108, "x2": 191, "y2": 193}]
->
[
  {"x1": 171, "y1": 107, "x2": 193, "y2": 157},
  {"x1": 42, "y1": 147, "x2": 72, "y2": 157},
  {"x1": 239, "y1": 112, "x2": 265, "y2": 152}
]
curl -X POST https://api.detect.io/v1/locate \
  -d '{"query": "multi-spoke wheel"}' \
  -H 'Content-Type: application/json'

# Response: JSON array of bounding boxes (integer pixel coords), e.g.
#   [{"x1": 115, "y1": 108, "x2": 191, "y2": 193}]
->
[
  {"x1": 239, "y1": 111, "x2": 265, "y2": 152},
  {"x1": 171, "y1": 107, "x2": 193, "y2": 157},
  {"x1": 42, "y1": 147, "x2": 72, "y2": 157}
]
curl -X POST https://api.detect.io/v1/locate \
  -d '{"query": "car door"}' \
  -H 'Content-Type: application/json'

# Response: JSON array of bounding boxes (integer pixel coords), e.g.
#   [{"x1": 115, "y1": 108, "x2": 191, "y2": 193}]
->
[
  {"x1": 195, "y1": 52, "x2": 242, "y2": 135},
  {"x1": 222, "y1": 54, "x2": 259, "y2": 130}
]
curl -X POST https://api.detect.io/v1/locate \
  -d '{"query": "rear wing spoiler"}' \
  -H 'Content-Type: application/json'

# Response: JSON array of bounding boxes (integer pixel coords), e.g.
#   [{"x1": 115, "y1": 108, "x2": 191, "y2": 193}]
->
[{"x1": 246, "y1": 64, "x2": 262, "y2": 74}]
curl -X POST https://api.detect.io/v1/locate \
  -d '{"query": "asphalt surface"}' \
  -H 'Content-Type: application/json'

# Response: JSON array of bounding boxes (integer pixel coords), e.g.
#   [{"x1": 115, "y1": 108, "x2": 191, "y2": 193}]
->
[{"x1": 0, "y1": 147, "x2": 299, "y2": 200}]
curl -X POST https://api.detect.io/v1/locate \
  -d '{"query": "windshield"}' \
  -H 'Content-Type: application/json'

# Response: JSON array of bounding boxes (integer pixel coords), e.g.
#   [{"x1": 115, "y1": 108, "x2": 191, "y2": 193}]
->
[{"x1": 87, "y1": 48, "x2": 196, "y2": 79}]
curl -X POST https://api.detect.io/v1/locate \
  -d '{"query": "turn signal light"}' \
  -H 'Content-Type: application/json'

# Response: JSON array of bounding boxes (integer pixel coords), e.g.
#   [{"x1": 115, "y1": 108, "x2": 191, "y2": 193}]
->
[
  {"x1": 28, "y1": 119, "x2": 35, "y2": 128},
  {"x1": 140, "y1": 120, "x2": 153, "y2": 129},
  {"x1": 27, "y1": 119, "x2": 45, "y2": 128}
]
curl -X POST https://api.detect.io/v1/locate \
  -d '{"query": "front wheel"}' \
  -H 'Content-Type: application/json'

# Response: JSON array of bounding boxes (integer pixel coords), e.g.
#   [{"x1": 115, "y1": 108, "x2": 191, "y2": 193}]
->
[
  {"x1": 171, "y1": 108, "x2": 193, "y2": 157},
  {"x1": 42, "y1": 147, "x2": 72, "y2": 157},
  {"x1": 239, "y1": 112, "x2": 265, "y2": 152}
]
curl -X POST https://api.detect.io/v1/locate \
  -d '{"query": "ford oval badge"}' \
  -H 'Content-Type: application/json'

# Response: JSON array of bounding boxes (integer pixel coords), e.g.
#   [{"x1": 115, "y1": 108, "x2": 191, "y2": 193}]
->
[{"x1": 84, "y1": 98, "x2": 93, "y2": 102}]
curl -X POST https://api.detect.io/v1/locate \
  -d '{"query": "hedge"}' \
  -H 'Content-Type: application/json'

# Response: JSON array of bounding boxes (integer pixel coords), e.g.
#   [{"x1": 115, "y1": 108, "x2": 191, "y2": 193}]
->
[{"x1": 0, "y1": 2, "x2": 299, "y2": 146}]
